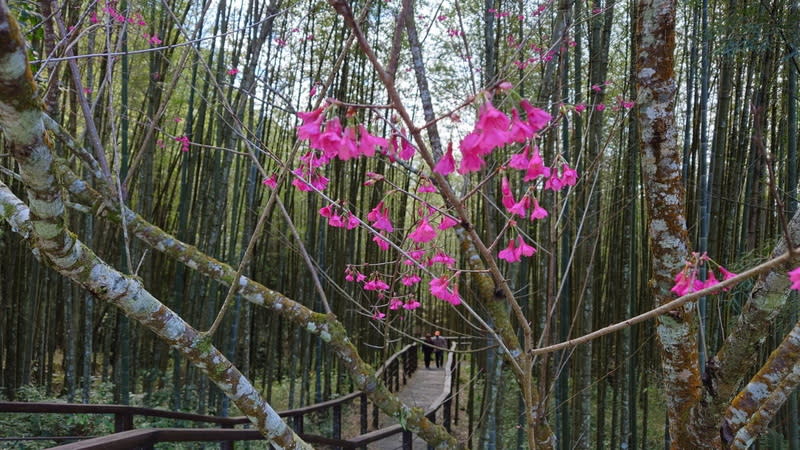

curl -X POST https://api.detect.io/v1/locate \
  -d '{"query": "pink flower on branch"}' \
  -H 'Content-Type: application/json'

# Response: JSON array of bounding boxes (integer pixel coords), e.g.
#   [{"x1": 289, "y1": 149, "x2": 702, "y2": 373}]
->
[
  {"x1": 429, "y1": 276, "x2": 462, "y2": 305},
  {"x1": 508, "y1": 145, "x2": 530, "y2": 170},
  {"x1": 523, "y1": 146, "x2": 550, "y2": 181},
  {"x1": 364, "y1": 278, "x2": 390, "y2": 291},
  {"x1": 403, "y1": 299, "x2": 421, "y2": 310},
  {"x1": 434, "y1": 142, "x2": 456, "y2": 175},
  {"x1": 408, "y1": 218, "x2": 437, "y2": 243},
  {"x1": 509, "y1": 196, "x2": 531, "y2": 217},
  {"x1": 357, "y1": 124, "x2": 388, "y2": 157},
  {"x1": 498, "y1": 238, "x2": 520, "y2": 263},
  {"x1": 418, "y1": 178, "x2": 437, "y2": 193},
  {"x1": 438, "y1": 216, "x2": 459, "y2": 230},
  {"x1": 519, "y1": 99, "x2": 552, "y2": 132},
  {"x1": 789, "y1": 267, "x2": 800, "y2": 291},
  {"x1": 373, "y1": 233, "x2": 391, "y2": 251},
  {"x1": 501, "y1": 176, "x2": 516, "y2": 209},
  {"x1": 367, "y1": 202, "x2": 394, "y2": 232},
  {"x1": 401, "y1": 274, "x2": 422, "y2": 286},
  {"x1": 530, "y1": 197, "x2": 548, "y2": 220}
]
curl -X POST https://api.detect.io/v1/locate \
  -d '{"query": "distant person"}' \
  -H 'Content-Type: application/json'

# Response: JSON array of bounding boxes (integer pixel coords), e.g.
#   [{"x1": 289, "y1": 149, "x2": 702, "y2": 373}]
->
[
  {"x1": 431, "y1": 330, "x2": 447, "y2": 368},
  {"x1": 421, "y1": 334, "x2": 434, "y2": 369}
]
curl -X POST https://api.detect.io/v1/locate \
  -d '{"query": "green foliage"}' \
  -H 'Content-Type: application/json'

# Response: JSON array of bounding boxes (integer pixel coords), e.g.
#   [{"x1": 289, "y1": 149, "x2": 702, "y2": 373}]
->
[{"x1": 0, "y1": 385, "x2": 114, "y2": 449}]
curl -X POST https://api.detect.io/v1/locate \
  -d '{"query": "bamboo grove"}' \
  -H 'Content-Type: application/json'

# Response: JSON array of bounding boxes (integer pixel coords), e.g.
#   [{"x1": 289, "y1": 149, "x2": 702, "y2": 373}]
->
[{"x1": 0, "y1": 0, "x2": 798, "y2": 447}]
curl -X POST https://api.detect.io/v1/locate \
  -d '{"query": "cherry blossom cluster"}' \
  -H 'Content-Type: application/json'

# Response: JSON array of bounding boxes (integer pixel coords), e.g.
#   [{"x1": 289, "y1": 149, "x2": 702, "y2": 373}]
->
[
  {"x1": 434, "y1": 99, "x2": 552, "y2": 175},
  {"x1": 671, "y1": 252, "x2": 737, "y2": 296},
  {"x1": 175, "y1": 135, "x2": 190, "y2": 153},
  {"x1": 83, "y1": 3, "x2": 162, "y2": 47},
  {"x1": 290, "y1": 90, "x2": 577, "y2": 319}
]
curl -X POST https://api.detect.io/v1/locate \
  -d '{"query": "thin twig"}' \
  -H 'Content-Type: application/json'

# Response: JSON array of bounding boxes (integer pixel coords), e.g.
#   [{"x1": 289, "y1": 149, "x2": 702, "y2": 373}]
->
[{"x1": 530, "y1": 246, "x2": 800, "y2": 355}]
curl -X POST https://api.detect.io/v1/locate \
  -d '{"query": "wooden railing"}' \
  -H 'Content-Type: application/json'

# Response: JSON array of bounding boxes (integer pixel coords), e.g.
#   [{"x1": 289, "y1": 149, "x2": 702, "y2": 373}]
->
[{"x1": 0, "y1": 341, "x2": 451, "y2": 449}]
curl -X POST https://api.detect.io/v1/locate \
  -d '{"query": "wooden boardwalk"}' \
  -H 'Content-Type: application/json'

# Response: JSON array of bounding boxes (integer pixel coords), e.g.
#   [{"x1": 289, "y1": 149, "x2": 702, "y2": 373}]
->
[{"x1": 369, "y1": 366, "x2": 447, "y2": 449}]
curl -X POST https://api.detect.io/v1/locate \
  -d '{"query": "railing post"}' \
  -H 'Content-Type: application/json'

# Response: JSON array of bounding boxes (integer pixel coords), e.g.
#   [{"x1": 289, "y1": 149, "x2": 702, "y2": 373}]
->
[
  {"x1": 372, "y1": 401, "x2": 379, "y2": 429},
  {"x1": 360, "y1": 392, "x2": 368, "y2": 434},
  {"x1": 443, "y1": 397, "x2": 452, "y2": 431},
  {"x1": 454, "y1": 361, "x2": 461, "y2": 426},
  {"x1": 221, "y1": 422, "x2": 234, "y2": 450},
  {"x1": 114, "y1": 412, "x2": 133, "y2": 433},
  {"x1": 403, "y1": 429, "x2": 413, "y2": 449},
  {"x1": 394, "y1": 358, "x2": 400, "y2": 392},
  {"x1": 293, "y1": 414, "x2": 304, "y2": 434},
  {"x1": 333, "y1": 403, "x2": 342, "y2": 442},
  {"x1": 401, "y1": 349, "x2": 407, "y2": 385},
  {"x1": 426, "y1": 411, "x2": 436, "y2": 450}
]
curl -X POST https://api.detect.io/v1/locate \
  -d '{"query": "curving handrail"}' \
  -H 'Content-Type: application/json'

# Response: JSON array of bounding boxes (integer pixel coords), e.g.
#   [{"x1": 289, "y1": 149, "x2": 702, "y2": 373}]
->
[{"x1": 0, "y1": 342, "x2": 426, "y2": 448}]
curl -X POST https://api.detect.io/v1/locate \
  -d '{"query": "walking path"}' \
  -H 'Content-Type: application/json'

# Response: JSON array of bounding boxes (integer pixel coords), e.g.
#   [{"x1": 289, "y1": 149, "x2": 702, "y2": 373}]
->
[{"x1": 369, "y1": 365, "x2": 447, "y2": 449}]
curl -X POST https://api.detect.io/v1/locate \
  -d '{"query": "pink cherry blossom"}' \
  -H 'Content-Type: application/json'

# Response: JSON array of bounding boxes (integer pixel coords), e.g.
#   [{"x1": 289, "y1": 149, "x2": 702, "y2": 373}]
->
[
  {"x1": 509, "y1": 196, "x2": 531, "y2": 217},
  {"x1": 595, "y1": 103, "x2": 606, "y2": 111},
  {"x1": 508, "y1": 108, "x2": 535, "y2": 143},
  {"x1": 310, "y1": 172, "x2": 329, "y2": 190},
  {"x1": 498, "y1": 238, "x2": 521, "y2": 262},
  {"x1": 175, "y1": 135, "x2": 190, "y2": 152},
  {"x1": 434, "y1": 142, "x2": 456, "y2": 175},
  {"x1": 418, "y1": 178, "x2": 437, "y2": 193},
  {"x1": 409, "y1": 249, "x2": 426, "y2": 260},
  {"x1": 373, "y1": 233, "x2": 391, "y2": 251},
  {"x1": 346, "y1": 214, "x2": 360, "y2": 230},
  {"x1": 516, "y1": 236, "x2": 537, "y2": 258},
  {"x1": 790, "y1": 267, "x2": 800, "y2": 290},
  {"x1": 670, "y1": 271, "x2": 692, "y2": 296},
  {"x1": 399, "y1": 136, "x2": 416, "y2": 160},
  {"x1": 319, "y1": 205, "x2": 333, "y2": 218},
  {"x1": 430, "y1": 251, "x2": 456, "y2": 267},
  {"x1": 508, "y1": 146, "x2": 530, "y2": 170},
  {"x1": 458, "y1": 148, "x2": 486, "y2": 174},
  {"x1": 357, "y1": 128, "x2": 384, "y2": 156},
  {"x1": 262, "y1": 174, "x2": 278, "y2": 189},
  {"x1": 297, "y1": 108, "x2": 325, "y2": 145},
  {"x1": 403, "y1": 299, "x2": 421, "y2": 310},
  {"x1": 519, "y1": 99, "x2": 552, "y2": 132},
  {"x1": 574, "y1": 103, "x2": 587, "y2": 113},
  {"x1": 429, "y1": 276, "x2": 461, "y2": 305},
  {"x1": 364, "y1": 278, "x2": 390, "y2": 291},
  {"x1": 501, "y1": 176, "x2": 516, "y2": 209},
  {"x1": 408, "y1": 218, "x2": 437, "y2": 243},
  {"x1": 372, "y1": 311, "x2": 386, "y2": 320},
  {"x1": 544, "y1": 172, "x2": 563, "y2": 191},
  {"x1": 328, "y1": 214, "x2": 345, "y2": 227},
  {"x1": 523, "y1": 146, "x2": 550, "y2": 181},
  {"x1": 367, "y1": 202, "x2": 394, "y2": 232},
  {"x1": 439, "y1": 216, "x2": 459, "y2": 230},
  {"x1": 719, "y1": 266, "x2": 737, "y2": 281},
  {"x1": 316, "y1": 117, "x2": 344, "y2": 158},
  {"x1": 389, "y1": 298, "x2": 404, "y2": 310},
  {"x1": 429, "y1": 276, "x2": 452, "y2": 299},
  {"x1": 530, "y1": 197, "x2": 548, "y2": 220},
  {"x1": 227, "y1": 67, "x2": 239, "y2": 75},
  {"x1": 560, "y1": 164, "x2": 578, "y2": 186},
  {"x1": 402, "y1": 274, "x2": 422, "y2": 286},
  {"x1": 336, "y1": 126, "x2": 359, "y2": 160},
  {"x1": 703, "y1": 270, "x2": 720, "y2": 290}
]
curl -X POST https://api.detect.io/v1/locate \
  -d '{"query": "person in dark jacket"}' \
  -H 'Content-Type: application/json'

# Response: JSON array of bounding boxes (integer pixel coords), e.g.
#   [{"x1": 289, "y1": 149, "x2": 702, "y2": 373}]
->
[
  {"x1": 421, "y1": 334, "x2": 435, "y2": 369},
  {"x1": 431, "y1": 330, "x2": 447, "y2": 368}
]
